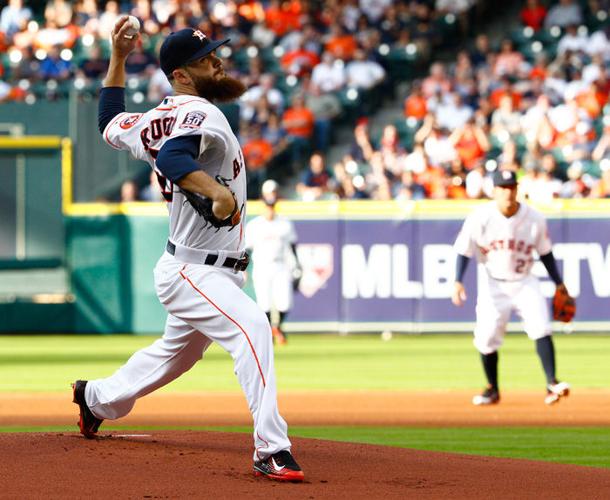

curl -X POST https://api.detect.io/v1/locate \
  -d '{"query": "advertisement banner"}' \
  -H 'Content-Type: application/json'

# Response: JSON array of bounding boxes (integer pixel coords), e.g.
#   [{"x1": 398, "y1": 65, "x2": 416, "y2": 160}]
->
[{"x1": 289, "y1": 216, "x2": 610, "y2": 332}]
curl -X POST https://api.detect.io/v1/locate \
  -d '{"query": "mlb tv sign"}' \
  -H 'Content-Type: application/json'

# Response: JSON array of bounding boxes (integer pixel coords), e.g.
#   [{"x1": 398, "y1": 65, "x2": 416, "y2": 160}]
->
[{"x1": 290, "y1": 218, "x2": 610, "y2": 327}]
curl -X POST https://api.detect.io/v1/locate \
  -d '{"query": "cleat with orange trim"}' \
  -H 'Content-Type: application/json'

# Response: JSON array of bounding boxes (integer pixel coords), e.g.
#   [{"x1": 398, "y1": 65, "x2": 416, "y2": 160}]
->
[
  {"x1": 71, "y1": 380, "x2": 103, "y2": 439},
  {"x1": 253, "y1": 450, "x2": 304, "y2": 482},
  {"x1": 271, "y1": 326, "x2": 287, "y2": 345}
]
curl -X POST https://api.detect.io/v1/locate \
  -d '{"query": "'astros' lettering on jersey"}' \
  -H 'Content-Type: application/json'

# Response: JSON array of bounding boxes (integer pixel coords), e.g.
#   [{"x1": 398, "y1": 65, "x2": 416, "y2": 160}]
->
[
  {"x1": 103, "y1": 95, "x2": 246, "y2": 252},
  {"x1": 454, "y1": 202, "x2": 552, "y2": 281}
]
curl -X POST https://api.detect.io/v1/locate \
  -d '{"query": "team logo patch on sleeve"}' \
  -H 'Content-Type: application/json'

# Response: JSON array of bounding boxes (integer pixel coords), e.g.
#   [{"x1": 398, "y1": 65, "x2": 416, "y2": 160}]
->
[
  {"x1": 119, "y1": 114, "x2": 142, "y2": 129},
  {"x1": 180, "y1": 111, "x2": 207, "y2": 129}
]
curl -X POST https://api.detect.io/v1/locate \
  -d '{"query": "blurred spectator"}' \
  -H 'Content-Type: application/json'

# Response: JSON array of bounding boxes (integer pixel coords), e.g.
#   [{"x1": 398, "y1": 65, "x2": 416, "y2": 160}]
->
[
  {"x1": 557, "y1": 24, "x2": 588, "y2": 56},
  {"x1": 491, "y1": 94, "x2": 522, "y2": 137},
  {"x1": 79, "y1": 45, "x2": 109, "y2": 80},
  {"x1": 296, "y1": 152, "x2": 334, "y2": 201},
  {"x1": 544, "y1": 0, "x2": 582, "y2": 28},
  {"x1": 435, "y1": 92, "x2": 473, "y2": 130},
  {"x1": 120, "y1": 180, "x2": 139, "y2": 202},
  {"x1": 422, "y1": 62, "x2": 451, "y2": 98},
  {"x1": 591, "y1": 164, "x2": 610, "y2": 197},
  {"x1": 520, "y1": 0, "x2": 547, "y2": 31},
  {"x1": 559, "y1": 162, "x2": 593, "y2": 198},
  {"x1": 350, "y1": 119, "x2": 375, "y2": 164},
  {"x1": 395, "y1": 170, "x2": 426, "y2": 200},
  {"x1": 241, "y1": 74, "x2": 284, "y2": 122},
  {"x1": 282, "y1": 93, "x2": 315, "y2": 170},
  {"x1": 147, "y1": 68, "x2": 173, "y2": 102},
  {"x1": 303, "y1": 78, "x2": 342, "y2": 153},
  {"x1": 592, "y1": 124, "x2": 610, "y2": 162},
  {"x1": 40, "y1": 45, "x2": 72, "y2": 80},
  {"x1": 280, "y1": 36, "x2": 320, "y2": 77},
  {"x1": 0, "y1": 0, "x2": 31, "y2": 37},
  {"x1": 404, "y1": 80, "x2": 427, "y2": 120},
  {"x1": 345, "y1": 49, "x2": 386, "y2": 90},
  {"x1": 140, "y1": 171, "x2": 164, "y2": 202},
  {"x1": 311, "y1": 52, "x2": 346, "y2": 93},
  {"x1": 450, "y1": 119, "x2": 490, "y2": 170},
  {"x1": 325, "y1": 22, "x2": 358, "y2": 61},
  {"x1": 494, "y1": 39, "x2": 524, "y2": 77}
]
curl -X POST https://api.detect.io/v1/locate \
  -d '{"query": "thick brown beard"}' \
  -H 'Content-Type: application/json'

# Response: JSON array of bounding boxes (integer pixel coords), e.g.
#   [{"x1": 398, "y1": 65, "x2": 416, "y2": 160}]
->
[{"x1": 190, "y1": 74, "x2": 247, "y2": 102}]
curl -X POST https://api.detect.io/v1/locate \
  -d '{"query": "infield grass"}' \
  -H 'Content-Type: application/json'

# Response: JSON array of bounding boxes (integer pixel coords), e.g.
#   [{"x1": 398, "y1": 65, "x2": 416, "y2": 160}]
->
[{"x1": 0, "y1": 334, "x2": 609, "y2": 392}]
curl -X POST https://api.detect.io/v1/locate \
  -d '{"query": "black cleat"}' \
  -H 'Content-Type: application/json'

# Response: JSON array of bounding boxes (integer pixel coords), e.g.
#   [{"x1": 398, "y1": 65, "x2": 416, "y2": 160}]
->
[
  {"x1": 253, "y1": 450, "x2": 304, "y2": 482},
  {"x1": 71, "y1": 380, "x2": 103, "y2": 438},
  {"x1": 472, "y1": 385, "x2": 500, "y2": 406}
]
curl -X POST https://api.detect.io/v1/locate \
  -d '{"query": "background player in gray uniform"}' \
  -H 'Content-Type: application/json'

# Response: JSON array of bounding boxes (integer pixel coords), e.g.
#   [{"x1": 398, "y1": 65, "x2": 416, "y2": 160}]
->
[
  {"x1": 71, "y1": 18, "x2": 304, "y2": 482},
  {"x1": 245, "y1": 180, "x2": 301, "y2": 345},
  {"x1": 452, "y1": 169, "x2": 573, "y2": 406}
]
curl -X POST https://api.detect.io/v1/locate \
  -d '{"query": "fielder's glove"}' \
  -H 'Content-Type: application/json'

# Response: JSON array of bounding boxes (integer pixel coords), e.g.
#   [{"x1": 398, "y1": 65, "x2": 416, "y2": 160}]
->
[
  {"x1": 552, "y1": 284, "x2": 576, "y2": 323},
  {"x1": 179, "y1": 187, "x2": 241, "y2": 231}
]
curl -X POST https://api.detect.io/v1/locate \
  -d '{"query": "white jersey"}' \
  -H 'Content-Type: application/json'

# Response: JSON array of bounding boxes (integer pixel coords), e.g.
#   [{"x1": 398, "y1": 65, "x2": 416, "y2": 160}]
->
[
  {"x1": 454, "y1": 201, "x2": 552, "y2": 281},
  {"x1": 245, "y1": 215, "x2": 297, "y2": 267},
  {"x1": 103, "y1": 94, "x2": 246, "y2": 252}
]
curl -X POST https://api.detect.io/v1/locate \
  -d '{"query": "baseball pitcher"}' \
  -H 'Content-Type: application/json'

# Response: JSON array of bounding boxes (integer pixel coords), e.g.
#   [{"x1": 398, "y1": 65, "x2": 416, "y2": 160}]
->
[
  {"x1": 71, "y1": 19, "x2": 304, "y2": 482},
  {"x1": 452, "y1": 169, "x2": 574, "y2": 406}
]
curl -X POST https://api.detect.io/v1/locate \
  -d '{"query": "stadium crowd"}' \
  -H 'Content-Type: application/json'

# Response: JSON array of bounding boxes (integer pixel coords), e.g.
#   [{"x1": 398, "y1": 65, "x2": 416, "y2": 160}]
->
[
  {"x1": 1, "y1": 0, "x2": 609, "y2": 201},
  {"x1": 295, "y1": 0, "x2": 610, "y2": 202}
]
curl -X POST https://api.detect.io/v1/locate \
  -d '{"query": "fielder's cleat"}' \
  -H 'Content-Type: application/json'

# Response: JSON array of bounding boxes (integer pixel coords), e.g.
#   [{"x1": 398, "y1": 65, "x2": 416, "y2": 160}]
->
[
  {"x1": 253, "y1": 450, "x2": 304, "y2": 482},
  {"x1": 545, "y1": 381, "x2": 570, "y2": 405},
  {"x1": 71, "y1": 380, "x2": 103, "y2": 439},
  {"x1": 271, "y1": 326, "x2": 287, "y2": 345},
  {"x1": 472, "y1": 386, "x2": 500, "y2": 406}
]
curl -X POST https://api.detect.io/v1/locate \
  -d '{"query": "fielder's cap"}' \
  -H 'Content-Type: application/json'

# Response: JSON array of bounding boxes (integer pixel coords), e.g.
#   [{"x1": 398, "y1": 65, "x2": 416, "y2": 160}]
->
[
  {"x1": 160, "y1": 28, "x2": 229, "y2": 76},
  {"x1": 493, "y1": 169, "x2": 518, "y2": 187},
  {"x1": 261, "y1": 179, "x2": 279, "y2": 195}
]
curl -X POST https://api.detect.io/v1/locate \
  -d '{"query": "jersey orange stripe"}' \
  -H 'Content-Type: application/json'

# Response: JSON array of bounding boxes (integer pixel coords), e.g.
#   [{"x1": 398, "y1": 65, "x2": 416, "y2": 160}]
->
[{"x1": 179, "y1": 269, "x2": 267, "y2": 387}]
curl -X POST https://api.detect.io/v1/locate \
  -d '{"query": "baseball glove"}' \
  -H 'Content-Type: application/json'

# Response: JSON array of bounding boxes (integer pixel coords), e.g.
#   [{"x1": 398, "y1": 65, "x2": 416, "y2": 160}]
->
[
  {"x1": 179, "y1": 187, "x2": 241, "y2": 231},
  {"x1": 552, "y1": 284, "x2": 576, "y2": 323}
]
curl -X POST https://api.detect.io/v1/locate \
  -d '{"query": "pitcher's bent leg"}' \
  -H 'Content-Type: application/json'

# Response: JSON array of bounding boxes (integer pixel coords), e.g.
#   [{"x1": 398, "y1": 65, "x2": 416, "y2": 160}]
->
[{"x1": 85, "y1": 315, "x2": 211, "y2": 420}]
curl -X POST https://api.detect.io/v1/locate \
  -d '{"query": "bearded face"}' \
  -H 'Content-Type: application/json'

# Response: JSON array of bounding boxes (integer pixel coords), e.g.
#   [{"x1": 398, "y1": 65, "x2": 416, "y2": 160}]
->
[{"x1": 187, "y1": 72, "x2": 247, "y2": 102}]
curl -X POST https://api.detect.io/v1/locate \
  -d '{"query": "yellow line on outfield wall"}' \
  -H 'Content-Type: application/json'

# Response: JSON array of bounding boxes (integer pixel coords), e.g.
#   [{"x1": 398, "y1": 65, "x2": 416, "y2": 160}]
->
[
  {"x1": 0, "y1": 136, "x2": 63, "y2": 149},
  {"x1": 64, "y1": 198, "x2": 610, "y2": 218}
]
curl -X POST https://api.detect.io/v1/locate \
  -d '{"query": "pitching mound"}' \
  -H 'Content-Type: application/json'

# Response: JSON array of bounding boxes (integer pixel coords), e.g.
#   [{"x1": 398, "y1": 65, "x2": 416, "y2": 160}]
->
[{"x1": 2, "y1": 431, "x2": 609, "y2": 498}]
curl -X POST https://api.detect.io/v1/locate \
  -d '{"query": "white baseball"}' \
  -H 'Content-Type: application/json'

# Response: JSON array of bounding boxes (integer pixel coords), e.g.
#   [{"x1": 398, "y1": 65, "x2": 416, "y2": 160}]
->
[{"x1": 123, "y1": 15, "x2": 140, "y2": 38}]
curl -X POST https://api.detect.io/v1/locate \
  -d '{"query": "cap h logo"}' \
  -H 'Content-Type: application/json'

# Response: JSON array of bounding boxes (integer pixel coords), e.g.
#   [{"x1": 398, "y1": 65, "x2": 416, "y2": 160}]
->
[{"x1": 192, "y1": 30, "x2": 206, "y2": 42}]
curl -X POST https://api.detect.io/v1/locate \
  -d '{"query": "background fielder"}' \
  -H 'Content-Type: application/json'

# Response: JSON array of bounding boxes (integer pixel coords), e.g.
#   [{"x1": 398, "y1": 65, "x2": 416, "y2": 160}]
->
[
  {"x1": 71, "y1": 19, "x2": 304, "y2": 482},
  {"x1": 245, "y1": 180, "x2": 301, "y2": 345},
  {"x1": 452, "y1": 169, "x2": 574, "y2": 406}
]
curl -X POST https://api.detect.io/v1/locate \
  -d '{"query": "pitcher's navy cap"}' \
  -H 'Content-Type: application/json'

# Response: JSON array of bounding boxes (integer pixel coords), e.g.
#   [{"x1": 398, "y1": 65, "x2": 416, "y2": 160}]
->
[
  {"x1": 160, "y1": 28, "x2": 229, "y2": 76},
  {"x1": 493, "y1": 169, "x2": 518, "y2": 187}
]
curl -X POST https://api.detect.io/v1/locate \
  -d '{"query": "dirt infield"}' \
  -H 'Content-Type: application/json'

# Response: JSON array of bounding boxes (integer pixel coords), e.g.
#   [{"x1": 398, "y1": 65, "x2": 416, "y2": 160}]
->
[
  {"x1": 2, "y1": 431, "x2": 610, "y2": 499},
  {"x1": 1, "y1": 389, "x2": 609, "y2": 427},
  {"x1": 2, "y1": 391, "x2": 610, "y2": 498}
]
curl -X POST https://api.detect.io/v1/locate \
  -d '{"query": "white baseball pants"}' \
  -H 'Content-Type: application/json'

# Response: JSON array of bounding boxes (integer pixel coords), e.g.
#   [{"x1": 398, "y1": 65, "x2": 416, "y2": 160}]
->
[
  {"x1": 252, "y1": 263, "x2": 293, "y2": 313},
  {"x1": 474, "y1": 273, "x2": 551, "y2": 354},
  {"x1": 85, "y1": 251, "x2": 291, "y2": 461}
]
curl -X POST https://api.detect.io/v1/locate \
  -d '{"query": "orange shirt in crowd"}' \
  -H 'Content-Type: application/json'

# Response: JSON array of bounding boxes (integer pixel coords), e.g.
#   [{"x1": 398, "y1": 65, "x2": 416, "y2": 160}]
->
[
  {"x1": 520, "y1": 6, "x2": 547, "y2": 30},
  {"x1": 265, "y1": 0, "x2": 302, "y2": 37},
  {"x1": 489, "y1": 88, "x2": 522, "y2": 110},
  {"x1": 282, "y1": 107, "x2": 315, "y2": 138},
  {"x1": 281, "y1": 49, "x2": 320, "y2": 75},
  {"x1": 238, "y1": 0, "x2": 265, "y2": 22},
  {"x1": 243, "y1": 139, "x2": 274, "y2": 170},
  {"x1": 455, "y1": 135, "x2": 485, "y2": 169},
  {"x1": 404, "y1": 94, "x2": 427, "y2": 120},
  {"x1": 325, "y1": 34, "x2": 357, "y2": 60},
  {"x1": 576, "y1": 88, "x2": 601, "y2": 118}
]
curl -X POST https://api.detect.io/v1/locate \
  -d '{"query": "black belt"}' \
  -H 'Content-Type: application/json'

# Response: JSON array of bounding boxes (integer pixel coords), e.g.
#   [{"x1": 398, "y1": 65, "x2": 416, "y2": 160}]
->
[{"x1": 166, "y1": 241, "x2": 250, "y2": 271}]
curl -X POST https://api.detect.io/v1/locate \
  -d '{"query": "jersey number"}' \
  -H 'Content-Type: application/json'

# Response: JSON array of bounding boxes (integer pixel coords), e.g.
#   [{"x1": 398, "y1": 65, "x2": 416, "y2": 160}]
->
[{"x1": 150, "y1": 148, "x2": 173, "y2": 202}]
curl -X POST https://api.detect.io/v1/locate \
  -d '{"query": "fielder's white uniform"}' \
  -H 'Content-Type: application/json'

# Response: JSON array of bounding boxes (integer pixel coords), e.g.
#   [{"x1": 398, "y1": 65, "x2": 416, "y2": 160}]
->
[
  {"x1": 245, "y1": 215, "x2": 297, "y2": 314},
  {"x1": 87, "y1": 94, "x2": 291, "y2": 460},
  {"x1": 454, "y1": 201, "x2": 553, "y2": 354}
]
